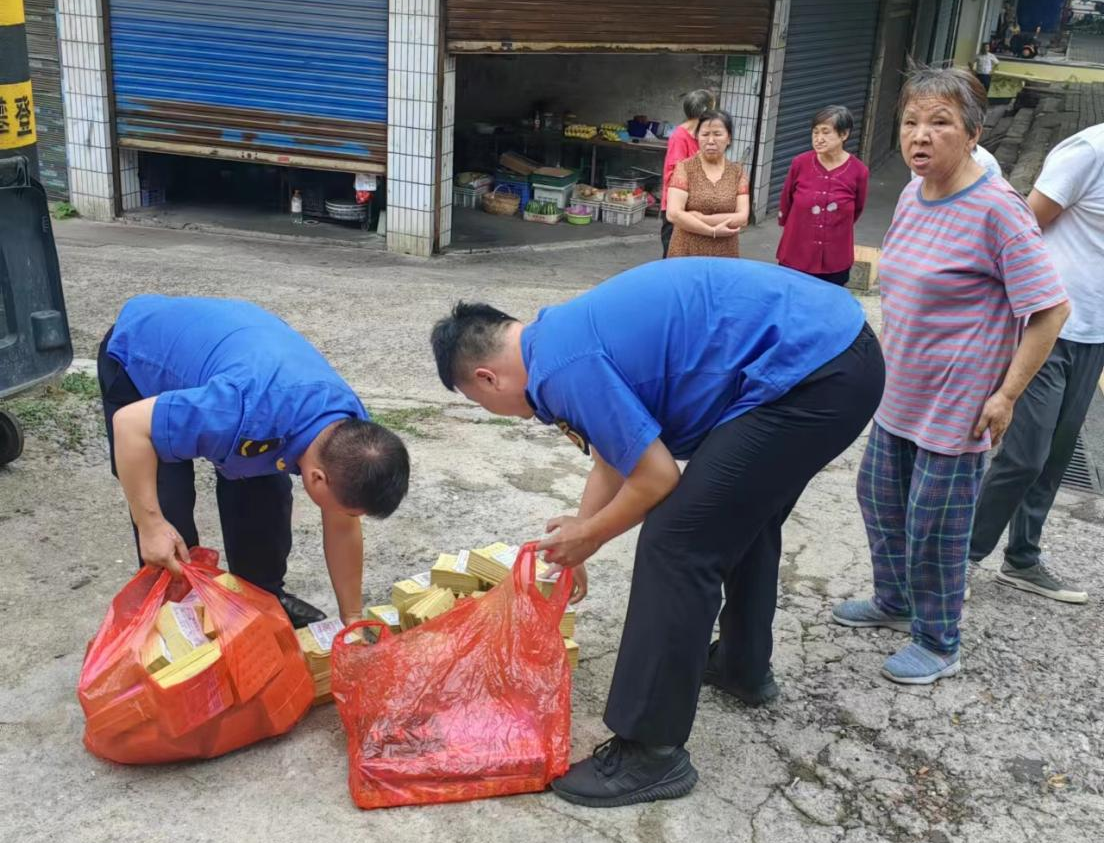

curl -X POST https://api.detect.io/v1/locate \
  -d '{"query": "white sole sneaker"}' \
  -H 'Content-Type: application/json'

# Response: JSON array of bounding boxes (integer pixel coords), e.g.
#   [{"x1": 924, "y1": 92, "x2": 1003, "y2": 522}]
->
[{"x1": 995, "y1": 571, "x2": 1088, "y2": 604}]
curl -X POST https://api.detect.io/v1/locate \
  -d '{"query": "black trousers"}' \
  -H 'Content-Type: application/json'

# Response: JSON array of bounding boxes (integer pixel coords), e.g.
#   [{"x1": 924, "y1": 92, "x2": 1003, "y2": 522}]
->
[
  {"x1": 660, "y1": 211, "x2": 674, "y2": 259},
  {"x1": 97, "y1": 328, "x2": 293, "y2": 593},
  {"x1": 977, "y1": 73, "x2": 992, "y2": 92},
  {"x1": 812, "y1": 267, "x2": 853, "y2": 287},
  {"x1": 970, "y1": 338, "x2": 1104, "y2": 568},
  {"x1": 604, "y1": 324, "x2": 885, "y2": 746}
]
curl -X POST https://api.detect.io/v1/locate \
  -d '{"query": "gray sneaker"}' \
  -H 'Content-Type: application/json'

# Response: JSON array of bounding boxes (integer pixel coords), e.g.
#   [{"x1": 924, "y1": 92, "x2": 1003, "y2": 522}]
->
[
  {"x1": 832, "y1": 598, "x2": 912, "y2": 632},
  {"x1": 996, "y1": 561, "x2": 1088, "y2": 604}
]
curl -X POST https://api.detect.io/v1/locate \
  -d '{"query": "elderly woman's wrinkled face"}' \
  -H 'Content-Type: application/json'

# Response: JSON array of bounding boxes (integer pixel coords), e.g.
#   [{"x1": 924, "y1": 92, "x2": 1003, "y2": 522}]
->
[
  {"x1": 697, "y1": 119, "x2": 731, "y2": 160},
  {"x1": 812, "y1": 123, "x2": 847, "y2": 157},
  {"x1": 900, "y1": 96, "x2": 979, "y2": 181}
]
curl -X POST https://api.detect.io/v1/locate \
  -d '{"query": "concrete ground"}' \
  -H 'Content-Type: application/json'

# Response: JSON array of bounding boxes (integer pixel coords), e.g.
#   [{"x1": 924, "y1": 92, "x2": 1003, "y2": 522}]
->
[{"x1": 2, "y1": 168, "x2": 1102, "y2": 842}]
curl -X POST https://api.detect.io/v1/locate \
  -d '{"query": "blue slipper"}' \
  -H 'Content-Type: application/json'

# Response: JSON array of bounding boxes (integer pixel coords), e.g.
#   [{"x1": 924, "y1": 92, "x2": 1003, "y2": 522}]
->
[
  {"x1": 882, "y1": 642, "x2": 960, "y2": 685},
  {"x1": 832, "y1": 598, "x2": 911, "y2": 633}
]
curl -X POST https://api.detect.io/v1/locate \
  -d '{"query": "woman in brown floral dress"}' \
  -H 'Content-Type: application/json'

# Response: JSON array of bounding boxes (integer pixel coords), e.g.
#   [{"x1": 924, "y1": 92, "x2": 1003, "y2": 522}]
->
[{"x1": 665, "y1": 109, "x2": 751, "y2": 258}]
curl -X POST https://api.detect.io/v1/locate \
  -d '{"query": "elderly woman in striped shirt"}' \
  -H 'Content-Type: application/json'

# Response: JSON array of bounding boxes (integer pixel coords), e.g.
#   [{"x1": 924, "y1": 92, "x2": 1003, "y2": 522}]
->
[{"x1": 832, "y1": 66, "x2": 1070, "y2": 684}]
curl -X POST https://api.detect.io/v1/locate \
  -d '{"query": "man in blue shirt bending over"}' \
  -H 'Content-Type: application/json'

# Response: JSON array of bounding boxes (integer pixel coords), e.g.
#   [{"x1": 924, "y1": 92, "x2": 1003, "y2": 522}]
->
[
  {"x1": 98, "y1": 295, "x2": 409, "y2": 629},
  {"x1": 431, "y1": 258, "x2": 885, "y2": 807}
]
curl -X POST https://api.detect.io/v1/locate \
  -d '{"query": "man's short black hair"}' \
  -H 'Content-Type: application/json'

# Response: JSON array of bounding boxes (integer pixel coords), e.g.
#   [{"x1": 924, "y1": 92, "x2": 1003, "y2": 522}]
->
[
  {"x1": 320, "y1": 419, "x2": 409, "y2": 518},
  {"x1": 430, "y1": 301, "x2": 518, "y2": 391}
]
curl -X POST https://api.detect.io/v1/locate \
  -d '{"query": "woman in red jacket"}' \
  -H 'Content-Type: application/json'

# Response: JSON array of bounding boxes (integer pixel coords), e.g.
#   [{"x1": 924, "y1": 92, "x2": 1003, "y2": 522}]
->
[{"x1": 776, "y1": 106, "x2": 869, "y2": 286}]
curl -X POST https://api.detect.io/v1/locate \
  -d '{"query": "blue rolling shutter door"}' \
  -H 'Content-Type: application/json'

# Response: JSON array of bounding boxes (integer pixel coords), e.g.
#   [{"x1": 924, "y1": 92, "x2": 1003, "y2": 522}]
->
[
  {"x1": 110, "y1": 0, "x2": 388, "y2": 173},
  {"x1": 767, "y1": 0, "x2": 880, "y2": 210}
]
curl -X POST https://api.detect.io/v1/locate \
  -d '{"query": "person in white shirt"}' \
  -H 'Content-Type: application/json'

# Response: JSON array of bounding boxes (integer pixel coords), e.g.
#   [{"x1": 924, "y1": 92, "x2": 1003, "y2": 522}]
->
[
  {"x1": 972, "y1": 44, "x2": 1000, "y2": 92},
  {"x1": 969, "y1": 123, "x2": 1104, "y2": 604}
]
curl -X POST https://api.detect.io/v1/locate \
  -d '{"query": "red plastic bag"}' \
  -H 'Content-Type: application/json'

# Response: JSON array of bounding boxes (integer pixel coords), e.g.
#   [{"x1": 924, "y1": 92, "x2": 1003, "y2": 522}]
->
[
  {"x1": 78, "y1": 547, "x2": 314, "y2": 764},
  {"x1": 333, "y1": 542, "x2": 573, "y2": 809}
]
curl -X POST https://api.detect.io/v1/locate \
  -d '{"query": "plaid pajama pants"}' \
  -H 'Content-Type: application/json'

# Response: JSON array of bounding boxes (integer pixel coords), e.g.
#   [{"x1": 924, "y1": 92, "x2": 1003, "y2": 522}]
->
[{"x1": 858, "y1": 423, "x2": 986, "y2": 654}]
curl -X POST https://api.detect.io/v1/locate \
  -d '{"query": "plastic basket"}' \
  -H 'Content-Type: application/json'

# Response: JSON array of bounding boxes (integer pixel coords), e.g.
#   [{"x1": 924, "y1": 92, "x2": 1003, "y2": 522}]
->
[
  {"x1": 454, "y1": 186, "x2": 489, "y2": 210},
  {"x1": 532, "y1": 183, "x2": 574, "y2": 210},
  {"x1": 601, "y1": 202, "x2": 647, "y2": 227},
  {"x1": 604, "y1": 190, "x2": 647, "y2": 209},
  {"x1": 529, "y1": 169, "x2": 579, "y2": 188},
  {"x1": 455, "y1": 172, "x2": 493, "y2": 191},
  {"x1": 605, "y1": 175, "x2": 650, "y2": 191},
  {"x1": 572, "y1": 185, "x2": 606, "y2": 203}
]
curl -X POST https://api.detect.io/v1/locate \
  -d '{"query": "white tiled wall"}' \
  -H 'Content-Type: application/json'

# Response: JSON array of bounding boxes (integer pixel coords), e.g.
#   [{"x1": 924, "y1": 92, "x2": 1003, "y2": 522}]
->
[
  {"x1": 387, "y1": 0, "x2": 444, "y2": 256},
  {"x1": 752, "y1": 0, "x2": 791, "y2": 217},
  {"x1": 58, "y1": 0, "x2": 116, "y2": 220},
  {"x1": 439, "y1": 55, "x2": 455, "y2": 249},
  {"x1": 720, "y1": 55, "x2": 764, "y2": 171}
]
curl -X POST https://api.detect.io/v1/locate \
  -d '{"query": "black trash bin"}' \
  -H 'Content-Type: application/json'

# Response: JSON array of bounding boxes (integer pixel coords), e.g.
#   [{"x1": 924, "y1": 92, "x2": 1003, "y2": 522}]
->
[{"x1": 0, "y1": 154, "x2": 73, "y2": 465}]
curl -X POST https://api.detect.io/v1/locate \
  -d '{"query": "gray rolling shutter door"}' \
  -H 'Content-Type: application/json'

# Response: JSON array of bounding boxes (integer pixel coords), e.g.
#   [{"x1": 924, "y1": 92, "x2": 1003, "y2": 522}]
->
[
  {"x1": 24, "y1": 0, "x2": 68, "y2": 200},
  {"x1": 768, "y1": 0, "x2": 880, "y2": 211}
]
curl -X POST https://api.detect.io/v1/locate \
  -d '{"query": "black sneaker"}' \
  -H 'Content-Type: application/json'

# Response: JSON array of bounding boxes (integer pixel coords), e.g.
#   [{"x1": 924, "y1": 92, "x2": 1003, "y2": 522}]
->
[
  {"x1": 277, "y1": 591, "x2": 327, "y2": 628},
  {"x1": 702, "y1": 641, "x2": 780, "y2": 707},
  {"x1": 549, "y1": 736, "x2": 699, "y2": 808}
]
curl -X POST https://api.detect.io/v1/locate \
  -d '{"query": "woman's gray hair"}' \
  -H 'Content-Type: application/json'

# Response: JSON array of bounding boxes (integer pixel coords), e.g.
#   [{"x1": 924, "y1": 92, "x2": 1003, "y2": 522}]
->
[
  {"x1": 898, "y1": 64, "x2": 988, "y2": 137},
  {"x1": 683, "y1": 89, "x2": 717, "y2": 120},
  {"x1": 811, "y1": 105, "x2": 854, "y2": 136}
]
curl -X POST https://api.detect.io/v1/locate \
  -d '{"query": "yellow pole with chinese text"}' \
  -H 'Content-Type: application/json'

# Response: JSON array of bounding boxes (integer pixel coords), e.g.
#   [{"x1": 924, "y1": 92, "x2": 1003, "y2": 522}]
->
[{"x1": 0, "y1": 0, "x2": 39, "y2": 179}]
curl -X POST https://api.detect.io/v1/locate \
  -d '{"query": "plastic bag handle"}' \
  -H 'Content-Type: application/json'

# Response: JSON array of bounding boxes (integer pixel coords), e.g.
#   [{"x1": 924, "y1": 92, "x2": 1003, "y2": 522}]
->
[
  {"x1": 513, "y1": 541, "x2": 573, "y2": 614},
  {"x1": 181, "y1": 561, "x2": 226, "y2": 584},
  {"x1": 335, "y1": 619, "x2": 391, "y2": 648}
]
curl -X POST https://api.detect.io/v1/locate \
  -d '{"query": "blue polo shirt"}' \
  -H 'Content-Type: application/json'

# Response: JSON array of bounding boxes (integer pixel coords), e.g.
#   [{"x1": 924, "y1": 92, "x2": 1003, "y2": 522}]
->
[
  {"x1": 521, "y1": 258, "x2": 865, "y2": 476},
  {"x1": 107, "y1": 295, "x2": 368, "y2": 479}
]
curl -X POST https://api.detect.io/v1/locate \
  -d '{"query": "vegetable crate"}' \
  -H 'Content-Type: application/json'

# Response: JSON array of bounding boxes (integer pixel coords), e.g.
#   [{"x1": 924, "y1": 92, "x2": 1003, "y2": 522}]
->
[
  {"x1": 601, "y1": 202, "x2": 647, "y2": 227},
  {"x1": 532, "y1": 183, "x2": 575, "y2": 211}
]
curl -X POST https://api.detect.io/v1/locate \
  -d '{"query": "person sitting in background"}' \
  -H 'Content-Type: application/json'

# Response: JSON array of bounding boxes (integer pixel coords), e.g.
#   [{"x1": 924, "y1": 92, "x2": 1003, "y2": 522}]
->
[
  {"x1": 776, "y1": 105, "x2": 869, "y2": 286},
  {"x1": 832, "y1": 66, "x2": 1068, "y2": 685},
  {"x1": 665, "y1": 109, "x2": 750, "y2": 259},
  {"x1": 660, "y1": 89, "x2": 715, "y2": 258},
  {"x1": 1012, "y1": 26, "x2": 1040, "y2": 58},
  {"x1": 972, "y1": 43, "x2": 1000, "y2": 92}
]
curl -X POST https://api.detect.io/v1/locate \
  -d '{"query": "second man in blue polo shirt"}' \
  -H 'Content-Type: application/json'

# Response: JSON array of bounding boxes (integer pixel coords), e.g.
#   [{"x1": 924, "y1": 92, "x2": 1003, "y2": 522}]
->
[{"x1": 431, "y1": 257, "x2": 885, "y2": 808}]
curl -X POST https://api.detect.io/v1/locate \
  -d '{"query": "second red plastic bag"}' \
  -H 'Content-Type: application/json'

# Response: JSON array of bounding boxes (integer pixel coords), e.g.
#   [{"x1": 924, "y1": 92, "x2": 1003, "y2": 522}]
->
[{"x1": 333, "y1": 542, "x2": 572, "y2": 809}]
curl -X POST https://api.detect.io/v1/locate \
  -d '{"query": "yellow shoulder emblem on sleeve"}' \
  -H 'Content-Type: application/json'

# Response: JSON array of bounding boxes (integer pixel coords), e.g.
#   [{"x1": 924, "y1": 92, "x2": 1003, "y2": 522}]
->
[{"x1": 555, "y1": 420, "x2": 590, "y2": 456}]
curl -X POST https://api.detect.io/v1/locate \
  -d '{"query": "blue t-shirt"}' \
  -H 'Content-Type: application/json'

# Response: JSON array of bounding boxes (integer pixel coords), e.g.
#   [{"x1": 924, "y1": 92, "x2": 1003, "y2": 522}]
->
[
  {"x1": 107, "y1": 295, "x2": 368, "y2": 479},
  {"x1": 521, "y1": 258, "x2": 865, "y2": 476}
]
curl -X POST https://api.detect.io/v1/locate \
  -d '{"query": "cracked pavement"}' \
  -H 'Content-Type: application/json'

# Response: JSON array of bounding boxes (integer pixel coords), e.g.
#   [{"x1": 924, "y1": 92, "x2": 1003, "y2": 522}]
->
[{"x1": 0, "y1": 221, "x2": 1101, "y2": 843}]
